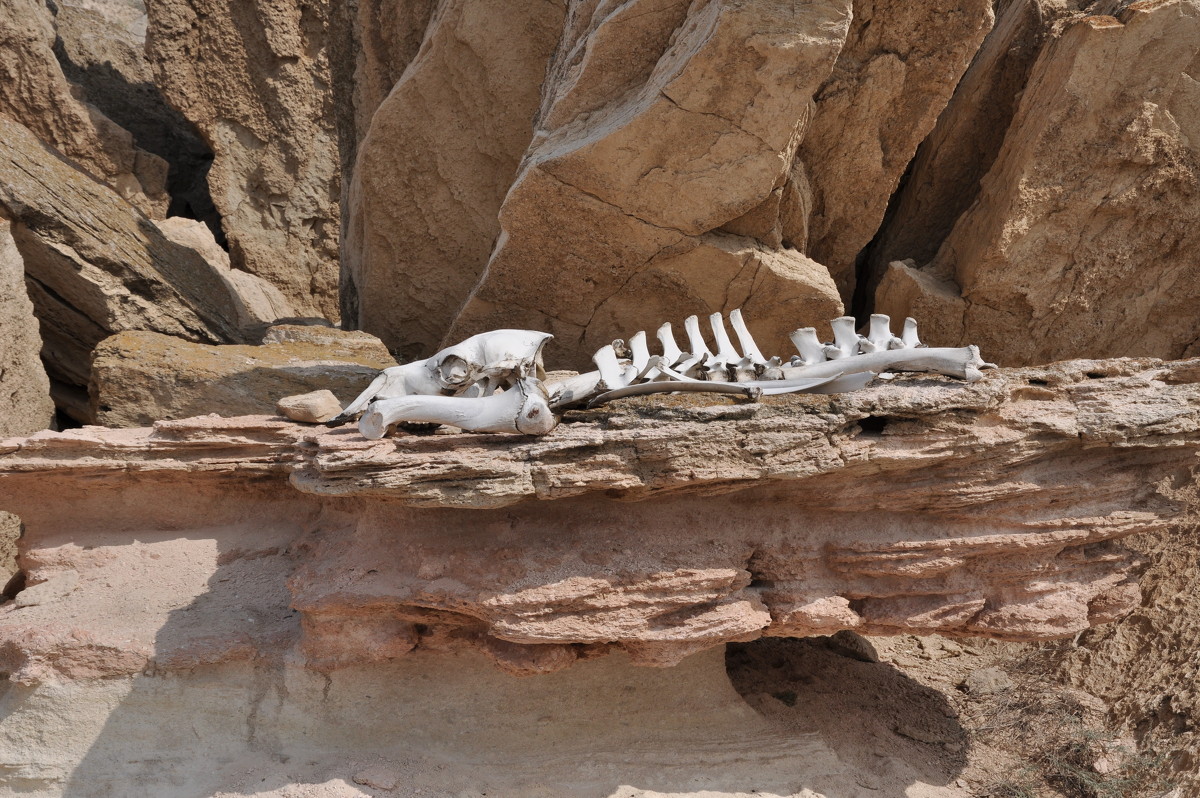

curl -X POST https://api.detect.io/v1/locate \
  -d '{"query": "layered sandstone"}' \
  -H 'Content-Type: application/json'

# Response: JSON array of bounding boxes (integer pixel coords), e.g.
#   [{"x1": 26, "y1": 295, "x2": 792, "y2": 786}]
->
[
  {"x1": 876, "y1": 0, "x2": 1200, "y2": 365},
  {"x1": 3, "y1": 358, "x2": 1195, "y2": 681},
  {"x1": 90, "y1": 326, "x2": 395, "y2": 427}
]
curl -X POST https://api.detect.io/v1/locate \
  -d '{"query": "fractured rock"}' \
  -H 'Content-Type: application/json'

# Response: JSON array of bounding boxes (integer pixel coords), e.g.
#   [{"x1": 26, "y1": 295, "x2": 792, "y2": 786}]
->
[
  {"x1": 343, "y1": 0, "x2": 566, "y2": 359},
  {"x1": 800, "y1": 0, "x2": 995, "y2": 300},
  {"x1": 145, "y1": 0, "x2": 346, "y2": 319},
  {"x1": 0, "y1": 0, "x2": 168, "y2": 215},
  {"x1": 89, "y1": 327, "x2": 396, "y2": 427},
  {"x1": 277, "y1": 390, "x2": 343, "y2": 424},
  {"x1": 877, "y1": 0, "x2": 1200, "y2": 365},
  {"x1": 442, "y1": 0, "x2": 852, "y2": 367},
  {"x1": 0, "y1": 113, "x2": 258, "y2": 418},
  {"x1": 0, "y1": 219, "x2": 54, "y2": 586}
]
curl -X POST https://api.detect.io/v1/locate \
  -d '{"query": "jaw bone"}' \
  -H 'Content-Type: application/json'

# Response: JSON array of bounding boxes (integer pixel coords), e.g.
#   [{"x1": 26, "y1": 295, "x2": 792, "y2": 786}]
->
[{"x1": 359, "y1": 377, "x2": 557, "y2": 438}]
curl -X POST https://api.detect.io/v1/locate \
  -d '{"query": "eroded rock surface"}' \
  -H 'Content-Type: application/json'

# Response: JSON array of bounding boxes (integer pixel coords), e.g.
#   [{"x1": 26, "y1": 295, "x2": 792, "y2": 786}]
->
[
  {"x1": 800, "y1": 0, "x2": 994, "y2": 299},
  {"x1": 2, "y1": 358, "x2": 1194, "y2": 682},
  {"x1": 877, "y1": 0, "x2": 1200, "y2": 365},
  {"x1": 145, "y1": 0, "x2": 345, "y2": 319},
  {"x1": 0, "y1": 0, "x2": 168, "y2": 215}
]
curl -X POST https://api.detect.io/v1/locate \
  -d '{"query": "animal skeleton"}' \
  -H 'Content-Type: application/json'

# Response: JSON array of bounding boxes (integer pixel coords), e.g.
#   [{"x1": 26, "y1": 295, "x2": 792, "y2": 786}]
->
[{"x1": 330, "y1": 312, "x2": 994, "y2": 439}]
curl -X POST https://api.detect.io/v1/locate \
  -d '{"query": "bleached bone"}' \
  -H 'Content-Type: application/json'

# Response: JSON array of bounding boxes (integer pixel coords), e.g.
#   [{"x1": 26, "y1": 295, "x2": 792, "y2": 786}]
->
[
  {"x1": 789, "y1": 328, "x2": 826, "y2": 366},
  {"x1": 863, "y1": 314, "x2": 898, "y2": 353},
  {"x1": 359, "y1": 377, "x2": 556, "y2": 438},
  {"x1": 328, "y1": 329, "x2": 552, "y2": 425}
]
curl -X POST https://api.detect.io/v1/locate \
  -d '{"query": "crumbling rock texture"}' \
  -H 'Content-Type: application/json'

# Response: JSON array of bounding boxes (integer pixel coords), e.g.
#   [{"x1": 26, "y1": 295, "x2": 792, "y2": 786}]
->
[
  {"x1": 442, "y1": 0, "x2": 852, "y2": 366},
  {"x1": 343, "y1": 0, "x2": 567, "y2": 359},
  {"x1": 876, "y1": 0, "x2": 1200, "y2": 365},
  {"x1": 1, "y1": 358, "x2": 1194, "y2": 682},
  {"x1": 145, "y1": 0, "x2": 346, "y2": 320},
  {"x1": 0, "y1": 0, "x2": 168, "y2": 216},
  {"x1": 799, "y1": 0, "x2": 994, "y2": 300}
]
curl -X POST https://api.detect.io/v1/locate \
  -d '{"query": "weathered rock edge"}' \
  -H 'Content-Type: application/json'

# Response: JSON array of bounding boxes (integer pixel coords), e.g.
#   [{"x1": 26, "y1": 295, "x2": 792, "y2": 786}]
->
[{"x1": 0, "y1": 357, "x2": 1196, "y2": 679}]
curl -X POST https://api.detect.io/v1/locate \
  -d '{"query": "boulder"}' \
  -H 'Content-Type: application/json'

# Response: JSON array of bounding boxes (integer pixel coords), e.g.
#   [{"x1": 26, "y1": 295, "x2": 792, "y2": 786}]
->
[
  {"x1": 799, "y1": 0, "x2": 995, "y2": 300},
  {"x1": 0, "y1": 0, "x2": 168, "y2": 215},
  {"x1": 144, "y1": 0, "x2": 346, "y2": 320},
  {"x1": 443, "y1": 0, "x2": 852, "y2": 368},
  {"x1": 0, "y1": 113, "x2": 269, "y2": 419},
  {"x1": 89, "y1": 327, "x2": 396, "y2": 427},
  {"x1": 342, "y1": 0, "x2": 566, "y2": 359},
  {"x1": 276, "y1": 390, "x2": 343, "y2": 424},
  {"x1": 866, "y1": 0, "x2": 1070, "y2": 282},
  {"x1": 877, "y1": 1, "x2": 1200, "y2": 365}
]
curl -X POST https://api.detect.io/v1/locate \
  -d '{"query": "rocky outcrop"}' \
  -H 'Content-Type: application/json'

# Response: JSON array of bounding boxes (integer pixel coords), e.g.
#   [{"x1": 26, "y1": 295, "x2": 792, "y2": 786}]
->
[
  {"x1": 876, "y1": 0, "x2": 1200, "y2": 366},
  {"x1": 3, "y1": 357, "x2": 1195, "y2": 682},
  {"x1": 51, "y1": 0, "x2": 222, "y2": 229},
  {"x1": 0, "y1": 114, "x2": 283, "y2": 420},
  {"x1": 867, "y1": 0, "x2": 1071, "y2": 281},
  {"x1": 90, "y1": 326, "x2": 395, "y2": 427},
  {"x1": 799, "y1": 0, "x2": 995, "y2": 299},
  {"x1": 0, "y1": 0, "x2": 168, "y2": 216},
  {"x1": 0, "y1": 220, "x2": 54, "y2": 584},
  {"x1": 144, "y1": 0, "x2": 346, "y2": 320},
  {"x1": 343, "y1": 0, "x2": 566, "y2": 359}
]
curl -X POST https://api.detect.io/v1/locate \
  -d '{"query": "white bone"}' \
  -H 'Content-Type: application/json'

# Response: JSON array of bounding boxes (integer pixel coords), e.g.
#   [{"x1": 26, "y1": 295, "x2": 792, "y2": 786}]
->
[
  {"x1": 729, "y1": 309, "x2": 767, "y2": 366},
  {"x1": 831, "y1": 317, "x2": 860, "y2": 357},
  {"x1": 657, "y1": 323, "x2": 683, "y2": 365},
  {"x1": 778, "y1": 345, "x2": 994, "y2": 382},
  {"x1": 684, "y1": 315, "x2": 712, "y2": 359},
  {"x1": 789, "y1": 328, "x2": 825, "y2": 365},
  {"x1": 709, "y1": 312, "x2": 740, "y2": 366},
  {"x1": 901, "y1": 317, "x2": 922, "y2": 349},
  {"x1": 359, "y1": 378, "x2": 556, "y2": 438},
  {"x1": 328, "y1": 329, "x2": 552, "y2": 426},
  {"x1": 629, "y1": 331, "x2": 653, "y2": 374},
  {"x1": 863, "y1": 314, "x2": 898, "y2": 353},
  {"x1": 593, "y1": 345, "x2": 633, "y2": 389}
]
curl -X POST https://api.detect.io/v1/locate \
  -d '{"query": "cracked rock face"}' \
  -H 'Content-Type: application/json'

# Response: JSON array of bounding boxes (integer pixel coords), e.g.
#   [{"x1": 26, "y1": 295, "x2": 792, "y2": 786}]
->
[
  {"x1": 876, "y1": 0, "x2": 1200, "y2": 365},
  {"x1": 1, "y1": 358, "x2": 1195, "y2": 681}
]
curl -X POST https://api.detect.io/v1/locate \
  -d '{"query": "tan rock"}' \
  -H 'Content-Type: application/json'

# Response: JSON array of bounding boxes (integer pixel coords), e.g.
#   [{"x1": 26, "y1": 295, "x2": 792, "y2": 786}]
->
[
  {"x1": 145, "y1": 0, "x2": 344, "y2": 319},
  {"x1": 800, "y1": 0, "x2": 995, "y2": 300},
  {"x1": 0, "y1": 219, "x2": 54, "y2": 586},
  {"x1": 867, "y1": 0, "x2": 1070, "y2": 280},
  {"x1": 0, "y1": 0, "x2": 168, "y2": 216},
  {"x1": 343, "y1": 0, "x2": 566, "y2": 359},
  {"x1": 442, "y1": 0, "x2": 852, "y2": 368},
  {"x1": 0, "y1": 113, "x2": 264, "y2": 420},
  {"x1": 277, "y1": 390, "x2": 343, "y2": 424},
  {"x1": 877, "y1": 1, "x2": 1200, "y2": 364},
  {"x1": 53, "y1": 0, "x2": 222, "y2": 232},
  {"x1": 89, "y1": 328, "x2": 396, "y2": 427}
]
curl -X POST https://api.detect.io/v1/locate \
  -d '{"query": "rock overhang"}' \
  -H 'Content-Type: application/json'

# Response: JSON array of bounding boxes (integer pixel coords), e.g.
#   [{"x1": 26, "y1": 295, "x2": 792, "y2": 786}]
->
[{"x1": 0, "y1": 356, "x2": 1196, "y2": 681}]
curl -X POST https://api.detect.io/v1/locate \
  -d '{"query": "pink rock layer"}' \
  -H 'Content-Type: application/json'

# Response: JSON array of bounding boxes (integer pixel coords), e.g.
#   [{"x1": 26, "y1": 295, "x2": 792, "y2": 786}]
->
[{"x1": 0, "y1": 357, "x2": 1196, "y2": 680}]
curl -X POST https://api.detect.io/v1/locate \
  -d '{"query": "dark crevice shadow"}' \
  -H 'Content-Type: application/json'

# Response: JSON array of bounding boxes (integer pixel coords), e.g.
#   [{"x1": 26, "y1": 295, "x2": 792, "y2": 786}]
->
[
  {"x1": 51, "y1": 22, "x2": 226, "y2": 245},
  {"x1": 727, "y1": 636, "x2": 969, "y2": 788}
]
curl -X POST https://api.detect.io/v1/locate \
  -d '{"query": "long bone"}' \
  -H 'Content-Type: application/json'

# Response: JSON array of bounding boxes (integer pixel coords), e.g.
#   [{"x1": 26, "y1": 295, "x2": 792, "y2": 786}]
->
[
  {"x1": 328, "y1": 329, "x2": 553, "y2": 425},
  {"x1": 359, "y1": 377, "x2": 556, "y2": 438}
]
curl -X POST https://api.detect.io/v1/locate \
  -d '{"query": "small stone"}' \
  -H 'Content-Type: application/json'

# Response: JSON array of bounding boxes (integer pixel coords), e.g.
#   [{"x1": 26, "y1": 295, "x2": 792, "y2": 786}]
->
[
  {"x1": 277, "y1": 390, "x2": 343, "y2": 424},
  {"x1": 961, "y1": 667, "x2": 1014, "y2": 696},
  {"x1": 352, "y1": 763, "x2": 401, "y2": 790},
  {"x1": 827, "y1": 629, "x2": 880, "y2": 663}
]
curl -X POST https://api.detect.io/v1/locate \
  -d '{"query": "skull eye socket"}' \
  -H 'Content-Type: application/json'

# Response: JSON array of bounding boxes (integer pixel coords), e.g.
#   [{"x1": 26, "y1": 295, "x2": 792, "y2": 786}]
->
[{"x1": 437, "y1": 355, "x2": 472, "y2": 385}]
